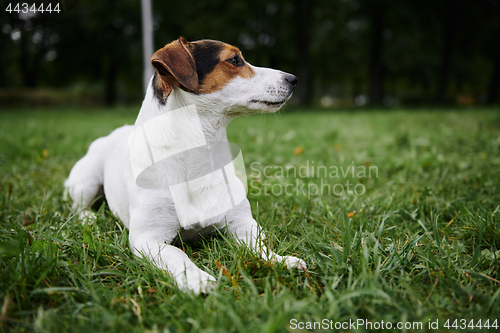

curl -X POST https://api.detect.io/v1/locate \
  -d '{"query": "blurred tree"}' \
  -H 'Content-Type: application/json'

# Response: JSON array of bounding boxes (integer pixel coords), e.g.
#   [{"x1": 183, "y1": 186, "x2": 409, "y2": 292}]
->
[
  {"x1": 62, "y1": 0, "x2": 142, "y2": 105},
  {"x1": 436, "y1": 0, "x2": 457, "y2": 103},
  {"x1": 19, "y1": 29, "x2": 45, "y2": 87},
  {"x1": 487, "y1": 27, "x2": 500, "y2": 103},
  {"x1": 367, "y1": 0, "x2": 385, "y2": 104},
  {"x1": 294, "y1": 0, "x2": 314, "y2": 105},
  {"x1": 0, "y1": 0, "x2": 142, "y2": 104},
  {"x1": 486, "y1": 1, "x2": 500, "y2": 104}
]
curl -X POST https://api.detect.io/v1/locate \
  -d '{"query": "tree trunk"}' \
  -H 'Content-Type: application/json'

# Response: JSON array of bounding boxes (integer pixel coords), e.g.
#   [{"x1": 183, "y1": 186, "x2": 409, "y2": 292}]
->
[
  {"x1": 437, "y1": 0, "x2": 457, "y2": 103},
  {"x1": 294, "y1": 0, "x2": 313, "y2": 105},
  {"x1": 105, "y1": 60, "x2": 117, "y2": 106},
  {"x1": 141, "y1": 0, "x2": 154, "y2": 94},
  {"x1": 487, "y1": 27, "x2": 500, "y2": 104},
  {"x1": 369, "y1": 1, "x2": 385, "y2": 105},
  {"x1": 20, "y1": 31, "x2": 39, "y2": 88}
]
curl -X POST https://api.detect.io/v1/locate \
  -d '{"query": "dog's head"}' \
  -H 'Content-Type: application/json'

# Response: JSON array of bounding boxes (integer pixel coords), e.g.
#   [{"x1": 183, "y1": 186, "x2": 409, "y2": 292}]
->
[{"x1": 150, "y1": 37, "x2": 297, "y2": 114}]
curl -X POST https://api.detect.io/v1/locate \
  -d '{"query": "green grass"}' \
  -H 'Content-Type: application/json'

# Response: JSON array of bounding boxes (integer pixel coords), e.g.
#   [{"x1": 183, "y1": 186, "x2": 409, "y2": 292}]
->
[{"x1": 1, "y1": 106, "x2": 499, "y2": 332}]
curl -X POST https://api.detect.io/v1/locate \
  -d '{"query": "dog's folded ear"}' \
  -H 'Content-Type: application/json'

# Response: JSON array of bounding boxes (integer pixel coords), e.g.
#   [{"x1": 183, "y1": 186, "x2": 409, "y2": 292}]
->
[{"x1": 151, "y1": 37, "x2": 199, "y2": 92}]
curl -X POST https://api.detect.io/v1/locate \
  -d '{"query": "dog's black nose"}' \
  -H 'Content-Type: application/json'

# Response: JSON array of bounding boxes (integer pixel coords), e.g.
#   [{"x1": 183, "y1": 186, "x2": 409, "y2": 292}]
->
[{"x1": 285, "y1": 74, "x2": 298, "y2": 88}]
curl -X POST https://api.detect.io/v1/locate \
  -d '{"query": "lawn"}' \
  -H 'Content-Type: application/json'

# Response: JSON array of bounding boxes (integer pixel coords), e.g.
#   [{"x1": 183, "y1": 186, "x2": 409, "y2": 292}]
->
[{"x1": 0, "y1": 107, "x2": 499, "y2": 332}]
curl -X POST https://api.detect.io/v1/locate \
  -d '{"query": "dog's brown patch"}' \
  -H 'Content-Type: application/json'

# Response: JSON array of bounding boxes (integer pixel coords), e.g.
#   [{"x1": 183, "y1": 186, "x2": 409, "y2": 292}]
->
[
  {"x1": 152, "y1": 72, "x2": 171, "y2": 105},
  {"x1": 196, "y1": 44, "x2": 255, "y2": 94}
]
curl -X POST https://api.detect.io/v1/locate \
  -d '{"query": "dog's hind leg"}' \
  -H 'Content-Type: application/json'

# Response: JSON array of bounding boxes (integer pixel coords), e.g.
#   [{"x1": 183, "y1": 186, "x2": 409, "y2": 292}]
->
[{"x1": 65, "y1": 137, "x2": 108, "y2": 219}]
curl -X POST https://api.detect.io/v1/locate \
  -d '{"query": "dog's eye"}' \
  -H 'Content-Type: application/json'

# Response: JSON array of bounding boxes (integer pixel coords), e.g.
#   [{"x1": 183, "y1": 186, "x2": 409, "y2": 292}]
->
[{"x1": 226, "y1": 55, "x2": 244, "y2": 67}]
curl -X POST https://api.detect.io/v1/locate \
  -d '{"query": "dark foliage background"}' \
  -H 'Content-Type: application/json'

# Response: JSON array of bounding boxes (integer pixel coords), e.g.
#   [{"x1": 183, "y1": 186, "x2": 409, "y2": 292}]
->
[{"x1": 0, "y1": 0, "x2": 499, "y2": 107}]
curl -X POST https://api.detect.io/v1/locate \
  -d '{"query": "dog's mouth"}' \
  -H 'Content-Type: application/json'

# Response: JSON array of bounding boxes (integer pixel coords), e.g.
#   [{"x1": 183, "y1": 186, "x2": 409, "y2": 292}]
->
[{"x1": 250, "y1": 99, "x2": 287, "y2": 106}]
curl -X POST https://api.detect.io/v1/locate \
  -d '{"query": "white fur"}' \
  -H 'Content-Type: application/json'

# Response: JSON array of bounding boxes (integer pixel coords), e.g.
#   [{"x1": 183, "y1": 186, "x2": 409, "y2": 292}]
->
[{"x1": 65, "y1": 63, "x2": 306, "y2": 294}]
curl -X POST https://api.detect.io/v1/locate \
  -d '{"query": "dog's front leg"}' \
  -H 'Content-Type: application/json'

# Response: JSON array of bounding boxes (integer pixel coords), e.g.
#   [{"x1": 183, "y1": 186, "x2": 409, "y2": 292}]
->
[
  {"x1": 130, "y1": 234, "x2": 216, "y2": 294},
  {"x1": 227, "y1": 217, "x2": 307, "y2": 271}
]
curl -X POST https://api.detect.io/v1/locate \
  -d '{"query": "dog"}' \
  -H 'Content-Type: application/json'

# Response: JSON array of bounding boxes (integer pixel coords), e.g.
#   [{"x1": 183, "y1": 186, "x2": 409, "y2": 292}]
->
[{"x1": 65, "y1": 37, "x2": 307, "y2": 294}]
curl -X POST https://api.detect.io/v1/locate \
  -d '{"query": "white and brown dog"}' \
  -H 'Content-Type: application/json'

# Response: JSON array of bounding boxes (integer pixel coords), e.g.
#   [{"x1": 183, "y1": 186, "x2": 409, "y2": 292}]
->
[{"x1": 65, "y1": 37, "x2": 307, "y2": 294}]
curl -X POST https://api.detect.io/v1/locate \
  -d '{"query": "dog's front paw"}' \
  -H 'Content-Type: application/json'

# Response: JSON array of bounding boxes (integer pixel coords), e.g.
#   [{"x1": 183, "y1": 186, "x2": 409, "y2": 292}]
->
[
  {"x1": 176, "y1": 269, "x2": 217, "y2": 295},
  {"x1": 283, "y1": 256, "x2": 307, "y2": 271}
]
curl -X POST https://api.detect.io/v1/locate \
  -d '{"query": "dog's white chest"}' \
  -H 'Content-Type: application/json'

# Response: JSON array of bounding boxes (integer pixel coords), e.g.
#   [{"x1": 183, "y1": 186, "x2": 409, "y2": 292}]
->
[{"x1": 128, "y1": 104, "x2": 247, "y2": 228}]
